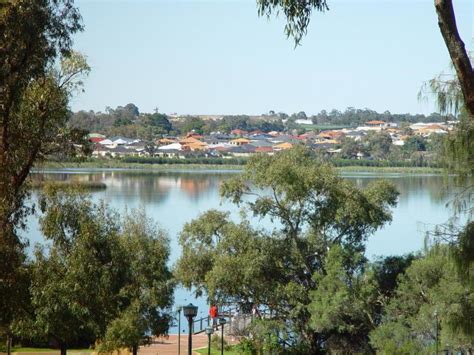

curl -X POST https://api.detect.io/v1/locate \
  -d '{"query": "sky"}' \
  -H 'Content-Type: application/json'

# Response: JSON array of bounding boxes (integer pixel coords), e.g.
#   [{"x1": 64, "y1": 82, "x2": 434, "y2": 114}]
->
[{"x1": 71, "y1": 0, "x2": 473, "y2": 116}]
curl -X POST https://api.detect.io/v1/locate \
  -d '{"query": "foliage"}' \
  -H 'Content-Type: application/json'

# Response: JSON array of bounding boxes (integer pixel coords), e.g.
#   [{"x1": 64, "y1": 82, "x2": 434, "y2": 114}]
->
[
  {"x1": 176, "y1": 146, "x2": 398, "y2": 352},
  {"x1": 370, "y1": 246, "x2": 474, "y2": 353},
  {"x1": 256, "y1": 0, "x2": 329, "y2": 46},
  {"x1": 13, "y1": 186, "x2": 174, "y2": 353},
  {"x1": 98, "y1": 209, "x2": 174, "y2": 354},
  {"x1": 0, "y1": 0, "x2": 86, "y2": 340}
]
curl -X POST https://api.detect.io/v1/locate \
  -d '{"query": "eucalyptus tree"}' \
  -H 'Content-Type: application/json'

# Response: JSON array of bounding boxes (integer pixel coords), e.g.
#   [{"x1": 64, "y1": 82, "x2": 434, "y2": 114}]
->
[
  {"x1": 370, "y1": 246, "x2": 473, "y2": 353},
  {"x1": 99, "y1": 209, "x2": 174, "y2": 355},
  {"x1": 0, "y1": 0, "x2": 88, "y2": 342},
  {"x1": 177, "y1": 146, "x2": 398, "y2": 352},
  {"x1": 14, "y1": 186, "x2": 174, "y2": 355}
]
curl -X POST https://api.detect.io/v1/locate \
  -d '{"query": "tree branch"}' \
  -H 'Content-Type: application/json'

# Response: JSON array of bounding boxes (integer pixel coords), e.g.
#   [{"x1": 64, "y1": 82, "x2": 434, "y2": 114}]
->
[{"x1": 434, "y1": 0, "x2": 474, "y2": 117}]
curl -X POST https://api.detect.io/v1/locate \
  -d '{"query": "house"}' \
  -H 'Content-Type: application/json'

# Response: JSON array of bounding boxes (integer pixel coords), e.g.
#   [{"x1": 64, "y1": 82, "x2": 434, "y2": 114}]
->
[
  {"x1": 184, "y1": 141, "x2": 208, "y2": 151},
  {"x1": 186, "y1": 132, "x2": 204, "y2": 139},
  {"x1": 88, "y1": 133, "x2": 106, "y2": 143},
  {"x1": 273, "y1": 142, "x2": 293, "y2": 151},
  {"x1": 109, "y1": 136, "x2": 137, "y2": 145},
  {"x1": 230, "y1": 138, "x2": 250, "y2": 146},
  {"x1": 230, "y1": 129, "x2": 248, "y2": 137},
  {"x1": 255, "y1": 146, "x2": 274, "y2": 154},
  {"x1": 98, "y1": 139, "x2": 115, "y2": 148},
  {"x1": 228, "y1": 144, "x2": 256, "y2": 157},
  {"x1": 157, "y1": 137, "x2": 176, "y2": 145},
  {"x1": 317, "y1": 130, "x2": 345, "y2": 141},
  {"x1": 365, "y1": 120, "x2": 386, "y2": 127},
  {"x1": 158, "y1": 143, "x2": 183, "y2": 151},
  {"x1": 249, "y1": 140, "x2": 273, "y2": 149},
  {"x1": 344, "y1": 130, "x2": 366, "y2": 141}
]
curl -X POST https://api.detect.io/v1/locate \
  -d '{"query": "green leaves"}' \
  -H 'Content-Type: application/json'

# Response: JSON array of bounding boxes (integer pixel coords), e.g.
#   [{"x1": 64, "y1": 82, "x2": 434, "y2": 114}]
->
[
  {"x1": 16, "y1": 188, "x2": 174, "y2": 351},
  {"x1": 370, "y1": 247, "x2": 474, "y2": 352},
  {"x1": 177, "y1": 146, "x2": 399, "y2": 352},
  {"x1": 256, "y1": 0, "x2": 329, "y2": 46}
]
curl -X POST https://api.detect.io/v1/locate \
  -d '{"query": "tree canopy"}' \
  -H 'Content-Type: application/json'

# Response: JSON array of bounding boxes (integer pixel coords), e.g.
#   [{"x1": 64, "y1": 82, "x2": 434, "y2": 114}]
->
[
  {"x1": 0, "y1": 0, "x2": 87, "y2": 343},
  {"x1": 13, "y1": 186, "x2": 174, "y2": 355},
  {"x1": 177, "y1": 146, "x2": 399, "y2": 352}
]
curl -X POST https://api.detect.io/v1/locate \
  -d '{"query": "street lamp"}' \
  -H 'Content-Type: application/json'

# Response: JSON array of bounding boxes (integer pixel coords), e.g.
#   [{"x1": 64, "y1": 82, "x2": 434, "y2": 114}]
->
[
  {"x1": 219, "y1": 317, "x2": 227, "y2": 355},
  {"x1": 183, "y1": 303, "x2": 198, "y2": 355},
  {"x1": 205, "y1": 326, "x2": 214, "y2": 355},
  {"x1": 434, "y1": 310, "x2": 439, "y2": 354},
  {"x1": 176, "y1": 306, "x2": 182, "y2": 355}
]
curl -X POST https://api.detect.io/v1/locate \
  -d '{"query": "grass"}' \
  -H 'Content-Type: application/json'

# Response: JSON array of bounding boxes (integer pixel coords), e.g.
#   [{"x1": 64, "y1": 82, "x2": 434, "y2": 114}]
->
[
  {"x1": 195, "y1": 345, "x2": 242, "y2": 355},
  {"x1": 12, "y1": 348, "x2": 92, "y2": 353},
  {"x1": 37, "y1": 160, "x2": 244, "y2": 171},
  {"x1": 36, "y1": 160, "x2": 444, "y2": 175},
  {"x1": 29, "y1": 180, "x2": 107, "y2": 189},
  {"x1": 336, "y1": 166, "x2": 443, "y2": 174}
]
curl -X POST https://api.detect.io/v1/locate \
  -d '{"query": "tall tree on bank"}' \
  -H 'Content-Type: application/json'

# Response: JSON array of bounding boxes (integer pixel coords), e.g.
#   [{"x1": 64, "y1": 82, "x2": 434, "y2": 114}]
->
[
  {"x1": 14, "y1": 187, "x2": 174, "y2": 355},
  {"x1": 177, "y1": 147, "x2": 398, "y2": 352},
  {"x1": 0, "y1": 0, "x2": 87, "y2": 348}
]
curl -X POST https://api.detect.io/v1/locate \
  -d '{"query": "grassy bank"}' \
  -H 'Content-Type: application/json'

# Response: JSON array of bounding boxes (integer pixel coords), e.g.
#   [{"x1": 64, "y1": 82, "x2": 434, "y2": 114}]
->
[
  {"x1": 28, "y1": 180, "x2": 107, "y2": 190},
  {"x1": 11, "y1": 348, "x2": 92, "y2": 353},
  {"x1": 195, "y1": 345, "x2": 241, "y2": 355},
  {"x1": 36, "y1": 160, "x2": 244, "y2": 171},
  {"x1": 37, "y1": 160, "x2": 443, "y2": 175},
  {"x1": 335, "y1": 166, "x2": 443, "y2": 174}
]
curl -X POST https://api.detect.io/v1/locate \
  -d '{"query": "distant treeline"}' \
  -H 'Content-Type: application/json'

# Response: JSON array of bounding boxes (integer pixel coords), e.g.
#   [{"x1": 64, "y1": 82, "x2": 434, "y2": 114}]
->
[{"x1": 68, "y1": 104, "x2": 456, "y2": 140}]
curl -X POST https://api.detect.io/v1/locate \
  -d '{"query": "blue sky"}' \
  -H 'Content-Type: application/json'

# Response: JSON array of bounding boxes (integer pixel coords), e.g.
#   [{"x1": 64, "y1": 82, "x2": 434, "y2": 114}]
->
[{"x1": 71, "y1": 0, "x2": 472, "y2": 116}]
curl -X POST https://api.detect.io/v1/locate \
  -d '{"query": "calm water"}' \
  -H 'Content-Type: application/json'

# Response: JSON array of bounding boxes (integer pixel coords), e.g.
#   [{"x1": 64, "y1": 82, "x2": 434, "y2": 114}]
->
[{"x1": 24, "y1": 169, "x2": 462, "y2": 331}]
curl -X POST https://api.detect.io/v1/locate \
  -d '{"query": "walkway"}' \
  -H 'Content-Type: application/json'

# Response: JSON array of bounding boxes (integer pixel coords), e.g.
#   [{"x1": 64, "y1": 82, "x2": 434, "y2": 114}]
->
[
  {"x1": 4, "y1": 333, "x2": 235, "y2": 355},
  {"x1": 140, "y1": 334, "x2": 212, "y2": 355}
]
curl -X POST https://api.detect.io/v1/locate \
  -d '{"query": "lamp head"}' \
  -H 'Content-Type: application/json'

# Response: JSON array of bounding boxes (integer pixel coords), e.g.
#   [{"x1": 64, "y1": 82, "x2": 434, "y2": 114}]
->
[
  {"x1": 205, "y1": 326, "x2": 214, "y2": 335},
  {"x1": 183, "y1": 303, "x2": 198, "y2": 319},
  {"x1": 219, "y1": 317, "x2": 227, "y2": 325}
]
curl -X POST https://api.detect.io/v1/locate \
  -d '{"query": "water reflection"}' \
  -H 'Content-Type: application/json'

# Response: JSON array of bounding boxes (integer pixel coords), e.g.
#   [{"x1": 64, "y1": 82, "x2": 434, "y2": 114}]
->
[{"x1": 28, "y1": 169, "x2": 469, "y2": 259}]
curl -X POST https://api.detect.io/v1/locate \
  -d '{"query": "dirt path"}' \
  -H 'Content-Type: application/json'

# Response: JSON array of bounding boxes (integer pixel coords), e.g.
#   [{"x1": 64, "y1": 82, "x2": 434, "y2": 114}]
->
[{"x1": 140, "y1": 334, "x2": 210, "y2": 355}]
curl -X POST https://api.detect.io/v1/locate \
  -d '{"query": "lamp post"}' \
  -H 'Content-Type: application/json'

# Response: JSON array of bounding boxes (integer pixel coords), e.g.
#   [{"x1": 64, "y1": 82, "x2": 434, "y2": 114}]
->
[
  {"x1": 219, "y1": 317, "x2": 227, "y2": 355},
  {"x1": 183, "y1": 303, "x2": 198, "y2": 355},
  {"x1": 434, "y1": 310, "x2": 439, "y2": 354},
  {"x1": 205, "y1": 326, "x2": 214, "y2": 355},
  {"x1": 177, "y1": 306, "x2": 182, "y2": 355}
]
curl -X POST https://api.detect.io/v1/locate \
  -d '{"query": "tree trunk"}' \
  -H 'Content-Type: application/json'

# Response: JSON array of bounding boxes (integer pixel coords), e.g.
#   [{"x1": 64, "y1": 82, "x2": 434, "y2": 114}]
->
[
  {"x1": 434, "y1": 0, "x2": 474, "y2": 118},
  {"x1": 6, "y1": 334, "x2": 12, "y2": 355},
  {"x1": 60, "y1": 344, "x2": 67, "y2": 355},
  {"x1": 132, "y1": 344, "x2": 138, "y2": 355}
]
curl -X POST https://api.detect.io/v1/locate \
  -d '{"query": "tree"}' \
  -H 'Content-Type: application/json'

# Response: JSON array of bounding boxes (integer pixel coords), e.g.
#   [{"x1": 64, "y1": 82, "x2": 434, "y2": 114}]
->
[
  {"x1": 144, "y1": 112, "x2": 172, "y2": 133},
  {"x1": 15, "y1": 186, "x2": 126, "y2": 355},
  {"x1": 99, "y1": 209, "x2": 174, "y2": 355},
  {"x1": 177, "y1": 146, "x2": 398, "y2": 352},
  {"x1": 365, "y1": 131, "x2": 392, "y2": 160},
  {"x1": 14, "y1": 187, "x2": 174, "y2": 355},
  {"x1": 309, "y1": 246, "x2": 378, "y2": 353},
  {"x1": 370, "y1": 246, "x2": 473, "y2": 353},
  {"x1": 434, "y1": 0, "x2": 474, "y2": 118},
  {"x1": 0, "y1": 0, "x2": 86, "y2": 348},
  {"x1": 339, "y1": 137, "x2": 364, "y2": 159},
  {"x1": 404, "y1": 135, "x2": 427, "y2": 153},
  {"x1": 309, "y1": 250, "x2": 416, "y2": 354}
]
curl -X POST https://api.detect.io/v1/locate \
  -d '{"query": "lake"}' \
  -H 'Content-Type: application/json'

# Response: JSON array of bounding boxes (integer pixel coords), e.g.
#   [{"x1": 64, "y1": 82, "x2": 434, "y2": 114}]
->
[{"x1": 24, "y1": 168, "x2": 461, "y2": 331}]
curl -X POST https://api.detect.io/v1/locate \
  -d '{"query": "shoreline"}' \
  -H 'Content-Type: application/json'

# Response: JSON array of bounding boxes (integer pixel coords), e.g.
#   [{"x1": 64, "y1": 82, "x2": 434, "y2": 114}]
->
[{"x1": 34, "y1": 161, "x2": 444, "y2": 175}]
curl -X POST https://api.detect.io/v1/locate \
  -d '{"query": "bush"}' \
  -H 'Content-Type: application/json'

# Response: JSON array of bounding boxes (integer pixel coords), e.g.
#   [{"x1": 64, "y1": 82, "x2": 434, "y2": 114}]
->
[{"x1": 211, "y1": 334, "x2": 232, "y2": 351}]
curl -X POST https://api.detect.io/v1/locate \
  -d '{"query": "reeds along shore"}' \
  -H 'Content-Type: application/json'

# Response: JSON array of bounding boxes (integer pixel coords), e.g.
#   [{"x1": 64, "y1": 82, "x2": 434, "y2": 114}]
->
[{"x1": 28, "y1": 180, "x2": 107, "y2": 190}]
